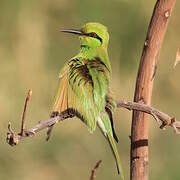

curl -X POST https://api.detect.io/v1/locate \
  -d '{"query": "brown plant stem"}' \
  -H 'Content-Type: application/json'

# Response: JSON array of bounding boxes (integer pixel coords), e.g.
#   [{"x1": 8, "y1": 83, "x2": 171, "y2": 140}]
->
[
  {"x1": 130, "y1": 1, "x2": 176, "y2": 180},
  {"x1": 20, "y1": 90, "x2": 32, "y2": 136},
  {"x1": 89, "y1": 160, "x2": 102, "y2": 180}
]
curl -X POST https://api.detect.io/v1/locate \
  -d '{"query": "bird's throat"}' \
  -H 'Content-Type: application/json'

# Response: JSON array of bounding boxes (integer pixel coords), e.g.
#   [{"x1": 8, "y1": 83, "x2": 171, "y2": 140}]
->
[
  {"x1": 80, "y1": 44, "x2": 90, "y2": 49},
  {"x1": 79, "y1": 45, "x2": 98, "y2": 59}
]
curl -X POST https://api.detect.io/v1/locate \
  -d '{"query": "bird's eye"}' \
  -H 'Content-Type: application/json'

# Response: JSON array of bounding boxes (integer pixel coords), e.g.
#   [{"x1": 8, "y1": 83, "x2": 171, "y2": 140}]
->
[{"x1": 89, "y1": 32, "x2": 97, "y2": 38}]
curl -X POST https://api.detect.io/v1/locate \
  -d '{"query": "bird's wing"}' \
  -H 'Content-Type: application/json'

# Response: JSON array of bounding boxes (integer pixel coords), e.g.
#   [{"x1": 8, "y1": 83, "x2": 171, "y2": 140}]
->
[
  {"x1": 51, "y1": 57, "x2": 110, "y2": 132},
  {"x1": 68, "y1": 57, "x2": 110, "y2": 132},
  {"x1": 86, "y1": 57, "x2": 110, "y2": 113},
  {"x1": 105, "y1": 92, "x2": 118, "y2": 142},
  {"x1": 51, "y1": 64, "x2": 69, "y2": 115}
]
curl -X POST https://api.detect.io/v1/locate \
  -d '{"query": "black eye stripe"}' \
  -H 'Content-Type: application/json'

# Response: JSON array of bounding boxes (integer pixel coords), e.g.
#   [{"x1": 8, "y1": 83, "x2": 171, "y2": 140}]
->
[{"x1": 85, "y1": 32, "x2": 102, "y2": 43}]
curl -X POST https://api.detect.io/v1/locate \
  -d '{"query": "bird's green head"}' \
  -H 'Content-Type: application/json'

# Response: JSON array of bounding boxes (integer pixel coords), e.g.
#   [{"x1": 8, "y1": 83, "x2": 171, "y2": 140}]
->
[{"x1": 61, "y1": 22, "x2": 109, "y2": 49}]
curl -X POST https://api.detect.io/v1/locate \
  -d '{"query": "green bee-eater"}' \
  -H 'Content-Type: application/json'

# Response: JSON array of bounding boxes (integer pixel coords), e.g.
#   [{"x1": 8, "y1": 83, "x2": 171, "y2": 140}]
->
[{"x1": 47, "y1": 22, "x2": 124, "y2": 179}]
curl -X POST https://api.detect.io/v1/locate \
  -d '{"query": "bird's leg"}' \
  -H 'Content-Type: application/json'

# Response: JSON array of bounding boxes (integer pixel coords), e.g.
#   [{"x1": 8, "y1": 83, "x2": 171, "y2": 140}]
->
[
  {"x1": 46, "y1": 110, "x2": 75, "y2": 141},
  {"x1": 46, "y1": 111, "x2": 59, "y2": 141}
]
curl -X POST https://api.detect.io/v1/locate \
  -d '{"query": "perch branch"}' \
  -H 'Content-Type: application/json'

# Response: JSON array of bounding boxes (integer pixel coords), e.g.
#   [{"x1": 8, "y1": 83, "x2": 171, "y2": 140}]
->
[
  {"x1": 6, "y1": 112, "x2": 70, "y2": 146},
  {"x1": 89, "y1": 160, "x2": 102, "y2": 180},
  {"x1": 6, "y1": 90, "x2": 72, "y2": 146},
  {"x1": 6, "y1": 95, "x2": 180, "y2": 147}
]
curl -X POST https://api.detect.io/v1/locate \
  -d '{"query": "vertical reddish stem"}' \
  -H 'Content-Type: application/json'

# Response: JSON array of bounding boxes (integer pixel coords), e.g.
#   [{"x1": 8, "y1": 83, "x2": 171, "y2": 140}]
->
[{"x1": 130, "y1": 1, "x2": 176, "y2": 180}]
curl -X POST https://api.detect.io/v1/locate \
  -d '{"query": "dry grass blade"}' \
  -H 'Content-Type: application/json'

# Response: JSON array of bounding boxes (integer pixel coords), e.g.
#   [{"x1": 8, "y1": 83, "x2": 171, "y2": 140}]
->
[{"x1": 174, "y1": 47, "x2": 180, "y2": 68}]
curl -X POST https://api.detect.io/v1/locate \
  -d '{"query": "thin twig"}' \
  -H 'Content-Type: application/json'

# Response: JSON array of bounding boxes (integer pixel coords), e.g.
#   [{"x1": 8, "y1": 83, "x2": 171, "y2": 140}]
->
[
  {"x1": 6, "y1": 111, "x2": 70, "y2": 146},
  {"x1": 117, "y1": 100, "x2": 180, "y2": 132},
  {"x1": 150, "y1": 110, "x2": 161, "y2": 126},
  {"x1": 89, "y1": 160, "x2": 102, "y2": 180},
  {"x1": 20, "y1": 90, "x2": 32, "y2": 136}
]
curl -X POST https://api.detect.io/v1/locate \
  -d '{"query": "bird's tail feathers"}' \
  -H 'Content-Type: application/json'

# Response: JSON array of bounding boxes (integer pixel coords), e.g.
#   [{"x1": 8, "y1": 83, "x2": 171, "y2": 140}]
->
[{"x1": 107, "y1": 133, "x2": 125, "y2": 180}]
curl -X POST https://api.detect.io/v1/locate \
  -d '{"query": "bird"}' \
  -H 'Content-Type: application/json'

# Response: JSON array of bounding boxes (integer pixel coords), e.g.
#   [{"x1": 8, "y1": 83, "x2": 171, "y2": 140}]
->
[{"x1": 47, "y1": 22, "x2": 124, "y2": 179}]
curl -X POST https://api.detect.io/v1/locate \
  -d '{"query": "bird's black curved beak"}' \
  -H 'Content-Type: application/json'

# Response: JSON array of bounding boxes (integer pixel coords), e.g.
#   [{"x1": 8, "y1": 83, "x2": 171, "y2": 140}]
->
[{"x1": 60, "y1": 29, "x2": 84, "y2": 35}]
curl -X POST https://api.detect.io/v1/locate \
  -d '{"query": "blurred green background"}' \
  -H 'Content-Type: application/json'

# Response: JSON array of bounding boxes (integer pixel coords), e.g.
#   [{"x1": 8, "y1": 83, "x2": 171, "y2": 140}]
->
[{"x1": 0, "y1": 0, "x2": 180, "y2": 179}]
